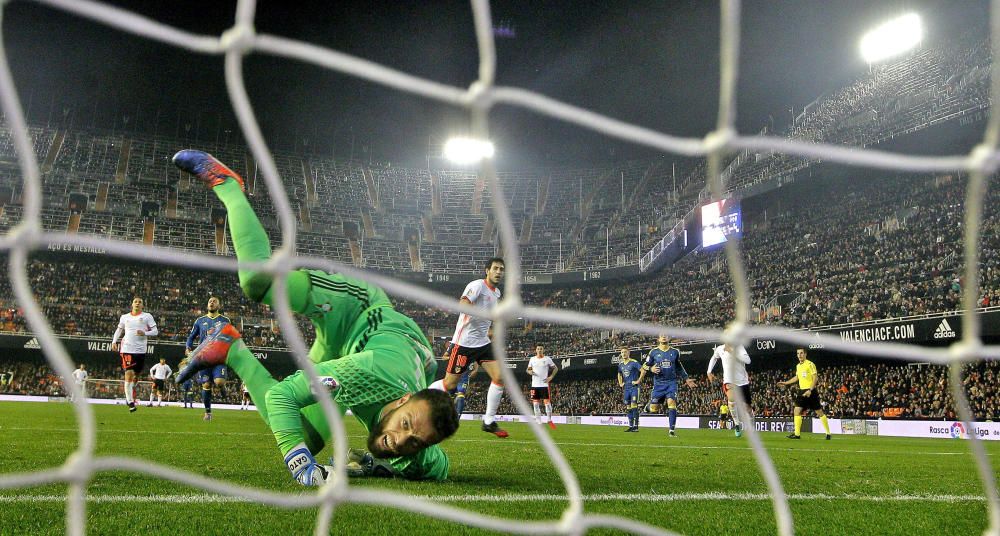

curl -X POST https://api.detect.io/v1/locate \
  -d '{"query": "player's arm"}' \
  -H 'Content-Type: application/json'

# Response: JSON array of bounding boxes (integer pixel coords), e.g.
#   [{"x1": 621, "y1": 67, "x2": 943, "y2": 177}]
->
[
  {"x1": 706, "y1": 351, "x2": 719, "y2": 382},
  {"x1": 144, "y1": 316, "x2": 158, "y2": 337},
  {"x1": 678, "y1": 359, "x2": 695, "y2": 387},
  {"x1": 546, "y1": 359, "x2": 558, "y2": 383},
  {"x1": 264, "y1": 369, "x2": 349, "y2": 486},
  {"x1": 637, "y1": 352, "x2": 655, "y2": 384},
  {"x1": 185, "y1": 320, "x2": 202, "y2": 353},
  {"x1": 737, "y1": 347, "x2": 750, "y2": 364},
  {"x1": 111, "y1": 318, "x2": 124, "y2": 352},
  {"x1": 778, "y1": 374, "x2": 798, "y2": 386},
  {"x1": 617, "y1": 371, "x2": 624, "y2": 388}
]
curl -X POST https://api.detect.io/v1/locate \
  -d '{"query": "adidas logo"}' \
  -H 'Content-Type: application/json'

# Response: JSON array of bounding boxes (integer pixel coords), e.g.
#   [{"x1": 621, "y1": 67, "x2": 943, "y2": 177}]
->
[
  {"x1": 808, "y1": 332, "x2": 825, "y2": 349},
  {"x1": 933, "y1": 318, "x2": 957, "y2": 339},
  {"x1": 23, "y1": 338, "x2": 39, "y2": 349}
]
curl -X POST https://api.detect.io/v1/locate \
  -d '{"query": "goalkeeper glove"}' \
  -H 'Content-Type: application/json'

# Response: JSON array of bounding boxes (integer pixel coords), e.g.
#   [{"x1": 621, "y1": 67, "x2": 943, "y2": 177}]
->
[
  {"x1": 284, "y1": 443, "x2": 332, "y2": 486},
  {"x1": 342, "y1": 448, "x2": 397, "y2": 478}
]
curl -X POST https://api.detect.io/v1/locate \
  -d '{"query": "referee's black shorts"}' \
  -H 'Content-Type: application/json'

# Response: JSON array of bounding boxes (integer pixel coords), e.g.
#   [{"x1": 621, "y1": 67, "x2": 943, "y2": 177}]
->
[{"x1": 795, "y1": 388, "x2": 822, "y2": 411}]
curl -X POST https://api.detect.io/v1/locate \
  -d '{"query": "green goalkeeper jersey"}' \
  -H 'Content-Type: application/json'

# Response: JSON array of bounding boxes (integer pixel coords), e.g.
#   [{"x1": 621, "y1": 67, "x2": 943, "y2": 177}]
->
[
  {"x1": 297, "y1": 269, "x2": 412, "y2": 363},
  {"x1": 266, "y1": 322, "x2": 448, "y2": 480}
]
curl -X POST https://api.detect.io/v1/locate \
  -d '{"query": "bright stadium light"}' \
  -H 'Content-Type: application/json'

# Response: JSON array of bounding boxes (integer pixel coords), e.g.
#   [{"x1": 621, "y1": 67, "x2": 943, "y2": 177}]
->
[
  {"x1": 859, "y1": 13, "x2": 923, "y2": 64},
  {"x1": 443, "y1": 137, "x2": 495, "y2": 164}
]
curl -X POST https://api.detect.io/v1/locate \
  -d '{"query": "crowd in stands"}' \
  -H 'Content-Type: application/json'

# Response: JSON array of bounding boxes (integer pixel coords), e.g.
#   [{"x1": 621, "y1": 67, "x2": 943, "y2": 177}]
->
[
  {"x1": 0, "y1": 37, "x2": 987, "y2": 280},
  {"x1": 408, "y1": 171, "x2": 998, "y2": 356},
  {"x1": 0, "y1": 166, "x2": 995, "y2": 365}
]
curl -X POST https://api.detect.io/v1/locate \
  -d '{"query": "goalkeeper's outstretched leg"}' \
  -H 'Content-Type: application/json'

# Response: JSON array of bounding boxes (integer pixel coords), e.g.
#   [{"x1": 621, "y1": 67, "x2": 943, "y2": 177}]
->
[
  {"x1": 172, "y1": 149, "x2": 296, "y2": 307},
  {"x1": 173, "y1": 149, "x2": 459, "y2": 483},
  {"x1": 173, "y1": 149, "x2": 400, "y2": 364}
]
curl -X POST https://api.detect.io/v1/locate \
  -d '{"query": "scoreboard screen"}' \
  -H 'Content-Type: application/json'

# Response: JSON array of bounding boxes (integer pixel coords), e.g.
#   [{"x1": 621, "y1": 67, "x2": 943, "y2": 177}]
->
[{"x1": 700, "y1": 198, "x2": 742, "y2": 248}]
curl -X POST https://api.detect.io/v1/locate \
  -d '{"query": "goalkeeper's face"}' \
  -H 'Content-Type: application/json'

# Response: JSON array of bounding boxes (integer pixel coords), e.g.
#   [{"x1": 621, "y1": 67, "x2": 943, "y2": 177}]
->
[{"x1": 368, "y1": 398, "x2": 437, "y2": 458}]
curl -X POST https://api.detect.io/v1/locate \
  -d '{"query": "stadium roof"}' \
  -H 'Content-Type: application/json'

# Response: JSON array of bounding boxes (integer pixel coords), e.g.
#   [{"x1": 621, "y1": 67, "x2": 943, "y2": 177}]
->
[{"x1": 6, "y1": 0, "x2": 988, "y2": 168}]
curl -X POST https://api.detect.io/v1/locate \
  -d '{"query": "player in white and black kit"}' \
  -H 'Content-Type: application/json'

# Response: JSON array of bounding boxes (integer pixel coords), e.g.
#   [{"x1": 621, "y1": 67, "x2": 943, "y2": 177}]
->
[
  {"x1": 241, "y1": 382, "x2": 251, "y2": 410},
  {"x1": 70, "y1": 364, "x2": 88, "y2": 402},
  {"x1": 111, "y1": 297, "x2": 158, "y2": 413},
  {"x1": 526, "y1": 345, "x2": 558, "y2": 429},
  {"x1": 707, "y1": 343, "x2": 754, "y2": 438},
  {"x1": 149, "y1": 358, "x2": 172, "y2": 407},
  {"x1": 433, "y1": 257, "x2": 508, "y2": 438}
]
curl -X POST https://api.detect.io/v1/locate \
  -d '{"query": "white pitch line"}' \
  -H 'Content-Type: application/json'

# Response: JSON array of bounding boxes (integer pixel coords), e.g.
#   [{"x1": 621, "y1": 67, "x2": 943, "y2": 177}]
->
[{"x1": 0, "y1": 492, "x2": 987, "y2": 504}]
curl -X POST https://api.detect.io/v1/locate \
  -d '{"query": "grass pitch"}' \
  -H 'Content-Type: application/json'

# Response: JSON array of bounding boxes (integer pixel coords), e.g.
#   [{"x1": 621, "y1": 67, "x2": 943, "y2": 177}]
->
[{"x1": 0, "y1": 401, "x2": 995, "y2": 535}]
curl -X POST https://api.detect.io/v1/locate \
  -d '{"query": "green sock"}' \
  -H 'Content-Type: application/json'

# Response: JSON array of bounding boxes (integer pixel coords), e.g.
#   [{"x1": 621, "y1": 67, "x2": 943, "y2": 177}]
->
[
  {"x1": 213, "y1": 179, "x2": 310, "y2": 312},
  {"x1": 213, "y1": 180, "x2": 273, "y2": 296},
  {"x1": 225, "y1": 340, "x2": 277, "y2": 425},
  {"x1": 227, "y1": 340, "x2": 328, "y2": 454}
]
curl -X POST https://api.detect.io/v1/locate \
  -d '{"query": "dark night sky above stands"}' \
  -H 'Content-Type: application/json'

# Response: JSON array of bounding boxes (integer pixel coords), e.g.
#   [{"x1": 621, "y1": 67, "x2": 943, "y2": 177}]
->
[{"x1": 5, "y1": 0, "x2": 989, "y2": 168}]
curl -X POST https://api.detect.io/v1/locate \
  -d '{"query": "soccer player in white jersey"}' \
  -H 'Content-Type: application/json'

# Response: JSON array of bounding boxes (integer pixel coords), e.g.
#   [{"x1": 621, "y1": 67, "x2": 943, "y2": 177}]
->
[
  {"x1": 111, "y1": 297, "x2": 158, "y2": 412},
  {"x1": 149, "y1": 358, "x2": 172, "y2": 407},
  {"x1": 241, "y1": 381, "x2": 251, "y2": 410},
  {"x1": 526, "y1": 345, "x2": 558, "y2": 429},
  {"x1": 70, "y1": 364, "x2": 88, "y2": 402},
  {"x1": 707, "y1": 343, "x2": 753, "y2": 437},
  {"x1": 434, "y1": 257, "x2": 509, "y2": 438}
]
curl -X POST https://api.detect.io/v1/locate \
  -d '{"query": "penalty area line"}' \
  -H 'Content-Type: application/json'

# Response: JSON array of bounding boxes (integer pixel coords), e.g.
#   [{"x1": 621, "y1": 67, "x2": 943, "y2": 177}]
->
[{"x1": 0, "y1": 492, "x2": 987, "y2": 504}]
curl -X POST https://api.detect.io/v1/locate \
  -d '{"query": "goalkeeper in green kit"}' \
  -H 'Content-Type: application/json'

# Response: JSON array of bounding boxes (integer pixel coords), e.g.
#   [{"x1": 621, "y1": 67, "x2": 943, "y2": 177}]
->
[{"x1": 172, "y1": 150, "x2": 458, "y2": 485}]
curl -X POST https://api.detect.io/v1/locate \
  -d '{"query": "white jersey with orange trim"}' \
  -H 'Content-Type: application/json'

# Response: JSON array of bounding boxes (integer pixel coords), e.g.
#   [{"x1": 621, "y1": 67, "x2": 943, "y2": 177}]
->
[
  {"x1": 528, "y1": 355, "x2": 556, "y2": 387},
  {"x1": 150, "y1": 363, "x2": 172, "y2": 380},
  {"x1": 112, "y1": 312, "x2": 158, "y2": 354},
  {"x1": 707, "y1": 344, "x2": 751, "y2": 386},
  {"x1": 71, "y1": 368, "x2": 88, "y2": 384},
  {"x1": 450, "y1": 279, "x2": 501, "y2": 349}
]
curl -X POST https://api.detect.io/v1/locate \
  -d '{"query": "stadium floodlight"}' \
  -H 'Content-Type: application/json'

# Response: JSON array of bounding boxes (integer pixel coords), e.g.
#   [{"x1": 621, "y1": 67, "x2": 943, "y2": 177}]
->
[
  {"x1": 443, "y1": 137, "x2": 495, "y2": 164},
  {"x1": 859, "y1": 13, "x2": 923, "y2": 64}
]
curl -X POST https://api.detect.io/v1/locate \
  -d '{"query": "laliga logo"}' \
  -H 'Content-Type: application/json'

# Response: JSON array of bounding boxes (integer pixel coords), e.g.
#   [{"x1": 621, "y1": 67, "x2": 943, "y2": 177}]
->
[{"x1": 950, "y1": 422, "x2": 966, "y2": 439}]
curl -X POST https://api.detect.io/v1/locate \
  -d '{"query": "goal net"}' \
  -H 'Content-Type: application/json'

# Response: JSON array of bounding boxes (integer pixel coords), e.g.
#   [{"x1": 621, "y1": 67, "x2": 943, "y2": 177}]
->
[{"x1": 1, "y1": 1, "x2": 998, "y2": 536}]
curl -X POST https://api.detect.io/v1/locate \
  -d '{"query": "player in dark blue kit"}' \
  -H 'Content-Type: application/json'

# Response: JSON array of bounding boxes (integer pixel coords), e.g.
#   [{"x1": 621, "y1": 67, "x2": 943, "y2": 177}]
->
[
  {"x1": 185, "y1": 296, "x2": 232, "y2": 421},
  {"x1": 178, "y1": 370, "x2": 195, "y2": 408},
  {"x1": 617, "y1": 346, "x2": 642, "y2": 432},
  {"x1": 638, "y1": 335, "x2": 696, "y2": 437},
  {"x1": 453, "y1": 363, "x2": 478, "y2": 418}
]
